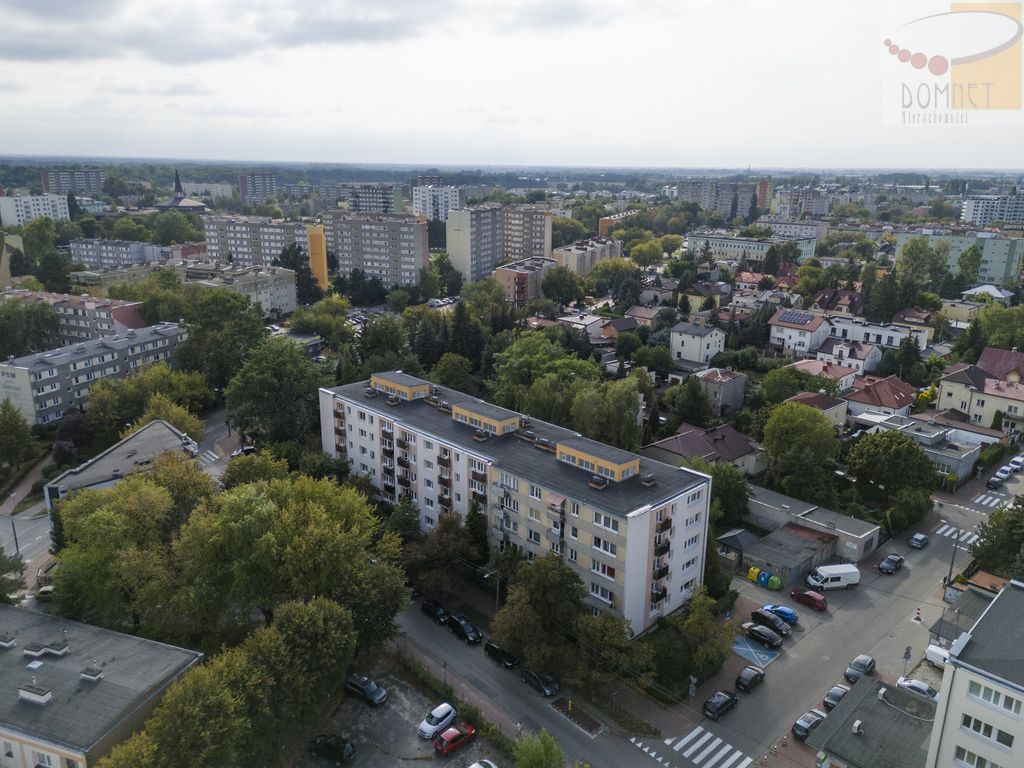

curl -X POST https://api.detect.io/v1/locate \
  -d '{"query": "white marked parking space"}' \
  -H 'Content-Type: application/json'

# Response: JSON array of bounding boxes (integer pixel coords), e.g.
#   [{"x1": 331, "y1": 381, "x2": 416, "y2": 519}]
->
[
  {"x1": 731, "y1": 635, "x2": 780, "y2": 668},
  {"x1": 640, "y1": 728, "x2": 754, "y2": 768}
]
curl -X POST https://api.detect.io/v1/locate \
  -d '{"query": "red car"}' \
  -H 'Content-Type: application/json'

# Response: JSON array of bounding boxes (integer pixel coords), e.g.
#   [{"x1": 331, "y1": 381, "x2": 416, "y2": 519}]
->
[
  {"x1": 433, "y1": 723, "x2": 476, "y2": 755},
  {"x1": 790, "y1": 588, "x2": 827, "y2": 612}
]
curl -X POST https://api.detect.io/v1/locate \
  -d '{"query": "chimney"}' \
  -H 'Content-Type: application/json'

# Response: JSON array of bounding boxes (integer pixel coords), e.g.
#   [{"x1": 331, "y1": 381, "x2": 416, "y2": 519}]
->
[
  {"x1": 852, "y1": 719, "x2": 863, "y2": 735},
  {"x1": 18, "y1": 677, "x2": 52, "y2": 706}
]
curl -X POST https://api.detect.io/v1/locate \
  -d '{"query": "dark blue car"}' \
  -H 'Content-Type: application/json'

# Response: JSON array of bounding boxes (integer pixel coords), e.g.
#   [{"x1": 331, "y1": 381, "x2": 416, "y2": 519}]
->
[{"x1": 762, "y1": 604, "x2": 799, "y2": 625}]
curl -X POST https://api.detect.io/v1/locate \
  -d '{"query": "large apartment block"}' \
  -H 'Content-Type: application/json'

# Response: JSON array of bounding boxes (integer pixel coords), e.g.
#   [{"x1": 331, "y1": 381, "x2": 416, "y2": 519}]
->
[
  {"x1": 0, "y1": 290, "x2": 147, "y2": 345},
  {"x1": 687, "y1": 230, "x2": 817, "y2": 265},
  {"x1": 926, "y1": 580, "x2": 1024, "y2": 768},
  {"x1": 412, "y1": 185, "x2": 463, "y2": 222},
  {"x1": 0, "y1": 194, "x2": 71, "y2": 227},
  {"x1": 40, "y1": 168, "x2": 106, "y2": 196},
  {"x1": 0, "y1": 322, "x2": 186, "y2": 425},
  {"x1": 341, "y1": 184, "x2": 404, "y2": 214},
  {"x1": 447, "y1": 205, "x2": 553, "y2": 283},
  {"x1": 201, "y1": 215, "x2": 308, "y2": 268},
  {"x1": 69, "y1": 239, "x2": 158, "y2": 270},
  {"x1": 894, "y1": 230, "x2": 1024, "y2": 287},
  {"x1": 238, "y1": 173, "x2": 278, "y2": 204},
  {"x1": 756, "y1": 216, "x2": 829, "y2": 241},
  {"x1": 492, "y1": 257, "x2": 557, "y2": 307},
  {"x1": 323, "y1": 211, "x2": 428, "y2": 286},
  {"x1": 180, "y1": 181, "x2": 233, "y2": 199},
  {"x1": 961, "y1": 194, "x2": 1024, "y2": 227},
  {"x1": 552, "y1": 237, "x2": 623, "y2": 276},
  {"x1": 675, "y1": 181, "x2": 759, "y2": 218},
  {"x1": 180, "y1": 262, "x2": 297, "y2": 317},
  {"x1": 319, "y1": 372, "x2": 712, "y2": 633}
]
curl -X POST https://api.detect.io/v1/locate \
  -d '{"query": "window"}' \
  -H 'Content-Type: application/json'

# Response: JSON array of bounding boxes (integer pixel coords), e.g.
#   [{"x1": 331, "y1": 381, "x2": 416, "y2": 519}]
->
[
  {"x1": 969, "y1": 681, "x2": 1022, "y2": 715},
  {"x1": 571, "y1": 502, "x2": 580, "y2": 517},
  {"x1": 685, "y1": 512, "x2": 701, "y2": 527},
  {"x1": 529, "y1": 484, "x2": 542, "y2": 500},
  {"x1": 686, "y1": 489, "x2": 703, "y2": 504},
  {"x1": 32, "y1": 752, "x2": 53, "y2": 767},
  {"x1": 550, "y1": 541, "x2": 563, "y2": 555},
  {"x1": 500, "y1": 472, "x2": 518, "y2": 491},
  {"x1": 594, "y1": 512, "x2": 620, "y2": 533},
  {"x1": 570, "y1": 526, "x2": 578, "y2": 540},
  {"x1": 569, "y1": 547, "x2": 577, "y2": 562},
  {"x1": 683, "y1": 556, "x2": 698, "y2": 571},
  {"x1": 593, "y1": 536, "x2": 617, "y2": 556},
  {"x1": 424, "y1": 498, "x2": 434, "y2": 508},
  {"x1": 961, "y1": 713, "x2": 1013, "y2": 746},
  {"x1": 424, "y1": 440, "x2": 433, "y2": 450},
  {"x1": 528, "y1": 529, "x2": 541, "y2": 544},
  {"x1": 954, "y1": 746, "x2": 1003, "y2": 768},
  {"x1": 590, "y1": 582, "x2": 613, "y2": 604},
  {"x1": 591, "y1": 561, "x2": 616, "y2": 580},
  {"x1": 684, "y1": 535, "x2": 700, "y2": 549},
  {"x1": 528, "y1": 508, "x2": 540, "y2": 521}
]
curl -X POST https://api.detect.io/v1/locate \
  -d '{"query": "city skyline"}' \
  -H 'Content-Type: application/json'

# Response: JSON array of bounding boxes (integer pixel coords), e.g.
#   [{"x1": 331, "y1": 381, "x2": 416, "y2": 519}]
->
[{"x1": 4, "y1": 0, "x2": 1024, "y2": 169}]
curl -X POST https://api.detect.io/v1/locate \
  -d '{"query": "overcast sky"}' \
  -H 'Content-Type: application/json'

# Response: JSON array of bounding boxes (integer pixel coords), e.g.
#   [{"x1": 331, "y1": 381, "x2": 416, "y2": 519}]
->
[{"x1": 2, "y1": 0, "x2": 1023, "y2": 169}]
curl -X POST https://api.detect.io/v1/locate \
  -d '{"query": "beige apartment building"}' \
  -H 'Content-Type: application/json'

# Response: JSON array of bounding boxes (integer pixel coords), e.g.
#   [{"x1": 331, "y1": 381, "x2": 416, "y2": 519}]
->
[
  {"x1": 939, "y1": 352, "x2": 1024, "y2": 434},
  {"x1": 447, "y1": 205, "x2": 553, "y2": 283},
  {"x1": 201, "y1": 215, "x2": 309, "y2": 269},
  {"x1": 552, "y1": 237, "x2": 623, "y2": 276},
  {"x1": 492, "y1": 257, "x2": 557, "y2": 307},
  {"x1": 502, "y1": 205, "x2": 553, "y2": 262},
  {"x1": 319, "y1": 372, "x2": 712, "y2": 634},
  {"x1": 321, "y1": 211, "x2": 428, "y2": 286}
]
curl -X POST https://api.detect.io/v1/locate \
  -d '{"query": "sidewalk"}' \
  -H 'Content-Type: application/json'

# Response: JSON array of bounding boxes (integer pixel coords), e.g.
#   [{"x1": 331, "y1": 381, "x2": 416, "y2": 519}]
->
[{"x1": 0, "y1": 453, "x2": 51, "y2": 516}]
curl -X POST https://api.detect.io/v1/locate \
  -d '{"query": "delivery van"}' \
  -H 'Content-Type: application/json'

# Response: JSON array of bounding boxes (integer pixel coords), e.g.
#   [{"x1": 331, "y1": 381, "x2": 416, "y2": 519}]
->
[{"x1": 806, "y1": 563, "x2": 861, "y2": 591}]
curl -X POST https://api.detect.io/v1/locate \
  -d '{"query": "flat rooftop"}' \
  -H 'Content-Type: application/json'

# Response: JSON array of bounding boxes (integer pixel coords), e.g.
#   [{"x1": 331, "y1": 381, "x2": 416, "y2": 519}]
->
[
  {"x1": 955, "y1": 579, "x2": 1024, "y2": 689},
  {"x1": 0, "y1": 605, "x2": 201, "y2": 752},
  {"x1": 744, "y1": 523, "x2": 835, "y2": 570},
  {"x1": 747, "y1": 484, "x2": 880, "y2": 539},
  {"x1": 329, "y1": 378, "x2": 707, "y2": 517},
  {"x1": 3, "y1": 323, "x2": 183, "y2": 370}
]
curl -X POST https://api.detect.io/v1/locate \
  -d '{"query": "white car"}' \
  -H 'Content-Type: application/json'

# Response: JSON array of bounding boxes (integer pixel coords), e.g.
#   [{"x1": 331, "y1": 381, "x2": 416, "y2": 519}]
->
[
  {"x1": 994, "y1": 466, "x2": 1013, "y2": 482},
  {"x1": 418, "y1": 702, "x2": 456, "y2": 739},
  {"x1": 1009, "y1": 455, "x2": 1024, "y2": 472},
  {"x1": 897, "y1": 677, "x2": 940, "y2": 702},
  {"x1": 469, "y1": 761, "x2": 499, "y2": 768}
]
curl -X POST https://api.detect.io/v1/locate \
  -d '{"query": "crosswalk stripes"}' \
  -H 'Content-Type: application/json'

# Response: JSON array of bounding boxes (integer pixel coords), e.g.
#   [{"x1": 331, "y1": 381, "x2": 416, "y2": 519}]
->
[
  {"x1": 199, "y1": 450, "x2": 219, "y2": 465},
  {"x1": 638, "y1": 726, "x2": 752, "y2": 767},
  {"x1": 971, "y1": 493, "x2": 1006, "y2": 508},
  {"x1": 934, "y1": 523, "x2": 979, "y2": 546}
]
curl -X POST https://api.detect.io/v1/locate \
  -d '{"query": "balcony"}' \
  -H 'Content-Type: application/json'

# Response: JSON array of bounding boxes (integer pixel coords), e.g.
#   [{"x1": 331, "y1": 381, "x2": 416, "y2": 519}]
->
[
  {"x1": 471, "y1": 470, "x2": 487, "y2": 484},
  {"x1": 397, "y1": 475, "x2": 411, "y2": 487},
  {"x1": 651, "y1": 587, "x2": 668, "y2": 604},
  {"x1": 382, "y1": 443, "x2": 394, "y2": 456},
  {"x1": 438, "y1": 455, "x2": 450, "y2": 468},
  {"x1": 334, "y1": 443, "x2": 347, "y2": 456},
  {"x1": 333, "y1": 406, "x2": 345, "y2": 419},
  {"x1": 438, "y1": 474, "x2": 451, "y2": 488},
  {"x1": 654, "y1": 541, "x2": 671, "y2": 557},
  {"x1": 656, "y1": 517, "x2": 672, "y2": 534},
  {"x1": 397, "y1": 456, "x2": 410, "y2": 469},
  {"x1": 334, "y1": 425, "x2": 346, "y2": 438},
  {"x1": 381, "y1": 424, "x2": 393, "y2": 436},
  {"x1": 472, "y1": 490, "x2": 487, "y2": 504},
  {"x1": 652, "y1": 564, "x2": 669, "y2": 581},
  {"x1": 382, "y1": 474, "x2": 395, "y2": 487},
  {"x1": 439, "y1": 501, "x2": 452, "y2": 515},
  {"x1": 397, "y1": 438, "x2": 409, "y2": 450}
]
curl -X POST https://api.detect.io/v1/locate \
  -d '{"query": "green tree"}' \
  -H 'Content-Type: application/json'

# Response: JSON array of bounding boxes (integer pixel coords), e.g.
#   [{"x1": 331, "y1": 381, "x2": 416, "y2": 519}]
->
[
  {"x1": 488, "y1": 332, "x2": 599, "y2": 412},
  {"x1": 762, "y1": 402, "x2": 839, "y2": 499},
  {"x1": 404, "y1": 513, "x2": 476, "y2": 596},
  {"x1": 464, "y1": 499, "x2": 489, "y2": 565},
  {"x1": 678, "y1": 588, "x2": 736, "y2": 681},
  {"x1": 684, "y1": 458, "x2": 749, "y2": 527},
  {"x1": 175, "y1": 289, "x2": 267, "y2": 390},
  {"x1": 541, "y1": 265, "x2": 584, "y2": 306},
  {"x1": 225, "y1": 336, "x2": 328, "y2": 443},
  {"x1": 699, "y1": 295, "x2": 717, "y2": 313},
  {"x1": 287, "y1": 295, "x2": 354, "y2": 350},
  {"x1": 552, "y1": 217, "x2": 588, "y2": 248},
  {"x1": 660, "y1": 378, "x2": 713, "y2": 431},
  {"x1": 630, "y1": 240, "x2": 663, "y2": 268},
  {"x1": 846, "y1": 431, "x2": 935, "y2": 497},
  {"x1": 220, "y1": 453, "x2": 291, "y2": 490},
  {"x1": 385, "y1": 495, "x2": 423, "y2": 544},
  {"x1": 0, "y1": 552, "x2": 25, "y2": 603},
  {"x1": 615, "y1": 331, "x2": 642, "y2": 359},
  {"x1": 958, "y1": 243, "x2": 983, "y2": 285},
  {"x1": 273, "y1": 242, "x2": 323, "y2": 305},
  {"x1": 431, "y1": 354, "x2": 475, "y2": 393},
  {"x1": 386, "y1": 288, "x2": 411, "y2": 313},
  {"x1": 632, "y1": 345, "x2": 674, "y2": 377},
  {"x1": 21, "y1": 215, "x2": 57, "y2": 262},
  {"x1": 0, "y1": 397, "x2": 32, "y2": 468},
  {"x1": 515, "y1": 730, "x2": 564, "y2": 768},
  {"x1": 0, "y1": 302, "x2": 58, "y2": 358},
  {"x1": 418, "y1": 265, "x2": 441, "y2": 300},
  {"x1": 153, "y1": 211, "x2": 199, "y2": 246},
  {"x1": 570, "y1": 378, "x2": 644, "y2": 451},
  {"x1": 111, "y1": 216, "x2": 151, "y2": 242},
  {"x1": 122, "y1": 393, "x2": 204, "y2": 442},
  {"x1": 36, "y1": 249, "x2": 73, "y2": 292},
  {"x1": 573, "y1": 612, "x2": 655, "y2": 695},
  {"x1": 973, "y1": 497, "x2": 1024, "y2": 575}
]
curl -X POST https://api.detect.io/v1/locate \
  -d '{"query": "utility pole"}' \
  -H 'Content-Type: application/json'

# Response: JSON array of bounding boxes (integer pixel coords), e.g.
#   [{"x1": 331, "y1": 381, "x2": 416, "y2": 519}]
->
[{"x1": 945, "y1": 524, "x2": 960, "y2": 587}]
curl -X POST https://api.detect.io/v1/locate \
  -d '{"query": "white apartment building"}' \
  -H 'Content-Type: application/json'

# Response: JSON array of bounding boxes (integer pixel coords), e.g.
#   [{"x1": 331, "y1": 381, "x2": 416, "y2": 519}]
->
[
  {"x1": 447, "y1": 205, "x2": 553, "y2": 282},
  {"x1": 894, "y1": 230, "x2": 1024, "y2": 286},
  {"x1": 0, "y1": 323, "x2": 185, "y2": 425},
  {"x1": 670, "y1": 322, "x2": 726, "y2": 366},
  {"x1": 926, "y1": 580, "x2": 1024, "y2": 768},
  {"x1": 319, "y1": 372, "x2": 712, "y2": 634},
  {"x1": 0, "y1": 194, "x2": 71, "y2": 227},
  {"x1": 552, "y1": 237, "x2": 623, "y2": 276},
  {"x1": 40, "y1": 169, "x2": 106, "y2": 196},
  {"x1": 322, "y1": 211, "x2": 428, "y2": 286},
  {"x1": 756, "y1": 216, "x2": 829, "y2": 241},
  {"x1": 411, "y1": 185, "x2": 463, "y2": 222},
  {"x1": 768, "y1": 309, "x2": 831, "y2": 357},
  {"x1": 0, "y1": 290, "x2": 147, "y2": 346},
  {"x1": 961, "y1": 194, "x2": 1024, "y2": 227},
  {"x1": 69, "y1": 239, "x2": 158, "y2": 270},
  {"x1": 180, "y1": 181, "x2": 233, "y2": 199},
  {"x1": 826, "y1": 315, "x2": 929, "y2": 352},
  {"x1": 201, "y1": 215, "x2": 309, "y2": 268},
  {"x1": 687, "y1": 231, "x2": 817, "y2": 265}
]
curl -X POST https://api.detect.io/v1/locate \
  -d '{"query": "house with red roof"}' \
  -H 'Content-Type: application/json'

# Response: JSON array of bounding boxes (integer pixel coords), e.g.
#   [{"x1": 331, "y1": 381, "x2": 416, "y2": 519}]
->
[{"x1": 843, "y1": 375, "x2": 916, "y2": 418}]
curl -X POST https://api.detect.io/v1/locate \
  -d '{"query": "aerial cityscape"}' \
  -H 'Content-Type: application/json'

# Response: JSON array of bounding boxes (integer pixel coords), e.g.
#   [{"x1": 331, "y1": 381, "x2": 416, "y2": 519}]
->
[{"x1": 2, "y1": 3, "x2": 1024, "y2": 768}]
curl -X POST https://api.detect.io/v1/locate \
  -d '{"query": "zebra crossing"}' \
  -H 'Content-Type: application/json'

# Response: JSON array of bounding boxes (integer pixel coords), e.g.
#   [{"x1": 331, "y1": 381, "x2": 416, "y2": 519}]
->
[
  {"x1": 630, "y1": 726, "x2": 753, "y2": 768},
  {"x1": 199, "y1": 449, "x2": 219, "y2": 465},
  {"x1": 971, "y1": 492, "x2": 1007, "y2": 508},
  {"x1": 934, "y1": 523, "x2": 979, "y2": 547}
]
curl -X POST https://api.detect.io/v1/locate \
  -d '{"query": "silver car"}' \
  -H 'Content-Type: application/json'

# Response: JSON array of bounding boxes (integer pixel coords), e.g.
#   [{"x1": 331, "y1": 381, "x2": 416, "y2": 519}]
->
[{"x1": 418, "y1": 702, "x2": 456, "y2": 739}]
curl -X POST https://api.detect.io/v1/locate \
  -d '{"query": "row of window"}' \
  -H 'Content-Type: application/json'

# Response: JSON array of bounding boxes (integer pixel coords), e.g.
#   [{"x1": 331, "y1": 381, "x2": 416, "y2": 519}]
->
[
  {"x1": 954, "y1": 745, "x2": 1002, "y2": 768},
  {"x1": 961, "y1": 713, "x2": 1014, "y2": 747},
  {"x1": 968, "y1": 681, "x2": 1022, "y2": 716}
]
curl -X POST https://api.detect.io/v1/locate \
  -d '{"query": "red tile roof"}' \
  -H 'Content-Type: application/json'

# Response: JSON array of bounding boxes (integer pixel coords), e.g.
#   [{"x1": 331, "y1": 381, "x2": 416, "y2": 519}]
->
[{"x1": 844, "y1": 375, "x2": 916, "y2": 410}]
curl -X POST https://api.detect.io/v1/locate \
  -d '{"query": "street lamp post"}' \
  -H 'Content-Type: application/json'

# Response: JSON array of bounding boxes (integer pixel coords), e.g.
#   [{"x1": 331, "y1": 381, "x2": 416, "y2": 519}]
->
[{"x1": 484, "y1": 570, "x2": 500, "y2": 613}]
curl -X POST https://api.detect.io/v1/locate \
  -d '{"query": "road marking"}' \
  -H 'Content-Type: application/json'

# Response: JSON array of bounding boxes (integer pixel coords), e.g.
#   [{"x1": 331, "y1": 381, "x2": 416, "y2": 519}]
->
[
  {"x1": 201, "y1": 450, "x2": 219, "y2": 463},
  {"x1": 683, "y1": 732, "x2": 714, "y2": 758},
  {"x1": 718, "y1": 754, "x2": 744, "y2": 768},
  {"x1": 702, "y1": 744, "x2": 735, "y2": 768},
  {"x1": 935, "y1": 524, "x2": 951, "y2": 536},
  {"x1": 735, "y1": 759, "x2": 753, "y2": 768},
  {"x1": 673, "y1": 727, "x2": 704, "y2": 752},
  {"x1": 693, "y1": 737, "x2": 722, "y2": 763}
]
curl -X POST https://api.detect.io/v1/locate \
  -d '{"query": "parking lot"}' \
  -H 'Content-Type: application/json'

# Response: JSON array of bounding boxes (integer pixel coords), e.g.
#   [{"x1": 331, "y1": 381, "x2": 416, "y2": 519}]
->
[{"x1": 296, "y1": 661, "x2": 497, "y2": 768}]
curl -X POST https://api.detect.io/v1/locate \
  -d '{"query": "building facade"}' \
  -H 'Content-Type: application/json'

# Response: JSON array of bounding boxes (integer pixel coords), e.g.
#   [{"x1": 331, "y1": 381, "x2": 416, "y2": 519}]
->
[
  {"x1": 0, "y1": 322, "x2": 186, "y2": 425},
  {"x1": 670, "y1": 322, "x2": 726, "y2": 366},
  {"x1": 552, "y1": 237, "x2": 623, "y2": 276},
  {"x1": 201, "y1": 215, "x2": 308, "y2": 268},
  {"x1": 926, "y1": 580, "x2": 1024, "y2": 768},
  {"x1": 687, "y1": 231, "x2": 817, "y2": 265},
  {"x1": 826, "y1": 315, "x2": 929, "y2": 351},
  {"x1": 492, "y1": 257, "x2": 558, "y2": 307},
  {"x1": 178, "y1": 262, "x2": 297, "y2": 317},
  {"x1": 447, "y1": 205, "x2": 505, "y2": 282},
  {"x1": 340, "y1": 184, "x2": 403, "y2": 214},
  {"x1": 69, "y1": 239, "x2": 157, "y2": 270},
  {"x1": 411, "y1": 185, "x2": 463, "y2": 222},
  {"x1": 960, "y1": 194, "x2": 1024, "y2": 226},
  {"x1": 757, "y1": 216, "x2": 829, "y2": 240},
  {"x1": 322, "y1": 211, "x2": 428, "y2": 286},
  {"x1": 40, "y1": 169, "x2": 106, "y2": 196},
  {"x1": 237, "y1": 173, "x2": 278, "y2": 204},
  {"x1": 319, "y1": 372, "x2": 712, "y2": 634},
  {"x1": 502, "y1": 205, "x2": 553, "y2": 262},
  {"x1": 0, "y1": 290, "x2": 147, "y2": 346},
  {"x1": 180, "y1": 181, "x2": 233, "y2": 199},
  {"x1": 0, "y1": 195, "x2": 71, "y2": 227},
  {"x1": 894, "y1": 230, "x2": 1024, "y2": 287}
]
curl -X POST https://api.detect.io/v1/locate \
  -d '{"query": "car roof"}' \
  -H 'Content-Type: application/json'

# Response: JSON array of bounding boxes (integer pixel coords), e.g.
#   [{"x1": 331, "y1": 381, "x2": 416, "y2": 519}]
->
[{"x1": 431, "y1": 702, "x2": 453, "y2": 716}]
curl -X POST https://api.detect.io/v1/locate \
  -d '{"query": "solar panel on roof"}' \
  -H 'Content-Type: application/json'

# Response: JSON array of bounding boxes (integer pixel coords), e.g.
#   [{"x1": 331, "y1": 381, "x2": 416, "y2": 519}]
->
[{"x1": 779, "y1": 310, "x2": 811, "y2": 324}]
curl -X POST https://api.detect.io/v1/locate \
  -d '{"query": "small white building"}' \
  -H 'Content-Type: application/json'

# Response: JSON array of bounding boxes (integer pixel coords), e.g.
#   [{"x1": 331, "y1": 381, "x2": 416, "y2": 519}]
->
[
  {"x1": 767, "y1": 309, "x2": 830, "y2": 358},
  {"x1": 670, "y1": 322, "x2": 725, "y2": 367},
  {"x1": 815, "y1": 337, "x2": 882, "y2": 375}
]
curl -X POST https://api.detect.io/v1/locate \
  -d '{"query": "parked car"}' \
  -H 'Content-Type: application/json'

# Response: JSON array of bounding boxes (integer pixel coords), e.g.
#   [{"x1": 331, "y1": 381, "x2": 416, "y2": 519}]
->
[
  {"x1": 344, "y1": 674, "x2": 388, "y2": 706},
  {"x1": 987, "y1": 475, "x2": 1004, "y2": 489},
  {"x1": 925, "y1": 644, "x2": 950, "y2": 668},
  {"x1": 421, "y1": 598, "x2": 448, "y2": 625},
  {"x1": 993, "y1": 466, "x2": 1013, "y2": 483},
  {"x1": 484, "y1": 639, "x2": 519, "y2": 668},
  {"x1": 418, "y1": 702, "x2": 456, "y2": 739},
  {"x1": 897, "y1": 677, "x2": 940, "y2": 702},
  {"x1": 790, "y1": 588, "x2": 828, "y2": 612},
  {"x1": 433, "y1": 723, "x2": 476, "y2": 755},
  {"x1": 844, "y1": 655, "x2": 876, "y2": 683},
  {"x1": 230, "y1": 445, "x2": 257, "y2": 458},
  {"x1": 447, "y1": 613, "x2": 482, "y2": 644},
  {"x1": 468, "y1": 762, "x2": 499, "y2": 768},
  {"x1": 309, "y1": 735, "x2": 355, "y2": 764},
  {"x1": 702, "y1": 690, "x2": 739, "y2": 721},
  {"x1": 521, "y1": 669, "x2": 559, "y2": 697},
  {"x1": 806, "y1": 563, "x2": 861, "y2": 590},
  {"x1": 909, "y1": 532, "x2": 930, "y2": 549},
  {"x1": 1009, "y1": 455, "x2": 1024, "y2": 472},
  {"x1": 741, "y1": 621, "x2": 783, "y2": 649},
  {"x1": 735, "y1": 666, "x2": 765, "y2": 692},
  {"x1": 877, "y1": 554, "x2": 905, "y2": 575},
  {"x1": 791, "y1": 709, "x2": 827, "y2": 740},
  {"x1": 823, "y1": 684, "x2": 850, "y2": 710},
  {"x1": 761, "y1": 604, "x2": 799, "y2": 625},
  {"x1": 35, "y1": 585, "x2": 55, "y2": 602},
  {"x1": 751, "y1": 608, "x2": 792, "y2": 637}
]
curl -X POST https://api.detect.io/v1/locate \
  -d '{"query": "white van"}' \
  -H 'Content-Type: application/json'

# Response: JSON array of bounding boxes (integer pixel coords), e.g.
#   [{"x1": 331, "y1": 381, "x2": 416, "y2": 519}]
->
[
  {"x1": 925, "y1": 644, "x2": 949, "y2": 668},
  {"x1": 806, "y1": 563, "x2": 861, "y2": 591}
]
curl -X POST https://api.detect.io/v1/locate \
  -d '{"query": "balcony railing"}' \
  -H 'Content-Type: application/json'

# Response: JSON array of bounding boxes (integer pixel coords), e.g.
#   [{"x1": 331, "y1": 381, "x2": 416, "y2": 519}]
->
[
  {"x1": 438, "y1": 474, "x2": 451, "y2": 487},
  {"x1": 396, "y1": 438, "x2": 409, "y2": 450},
  {"x1": 397, "y1": 456, "x2": 410, "y2": 468},
  {"x1": 652, "y1": 564, "x2": 669, "y2": 580},
  {"x1": 472, "y1": 490, "x2": 487, "y2": 504},
  {"x1": 651, "y1": 587, "x2": 668, "y2": 604},
  {"x1": 656, "y1": 517, "x2": 672, "y2": 534},
  {"x1": 471, "y1": 470, "x2": 487, "y2": 483},
  {"x1": 438, "y1": 455, "x2": 450, "y2": 468},
  {"x1": 397, "y1": 475, "x2": 410, "y2": 487},
  {"x1": 654, "y1": 541, "x2": 671, "y2": 557},
  {"x1": 334, "y1": 425, "x2": 346, "y2": 438},
  {"x1": 382, "y1": 444, "x2": 394, "y2": 456},
  {"x1": 381, "y1": 424, "x2": 393, "y2": 435},
  {"x1": 382, "y1": 475, "x2": 395, "y2": 487}
]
